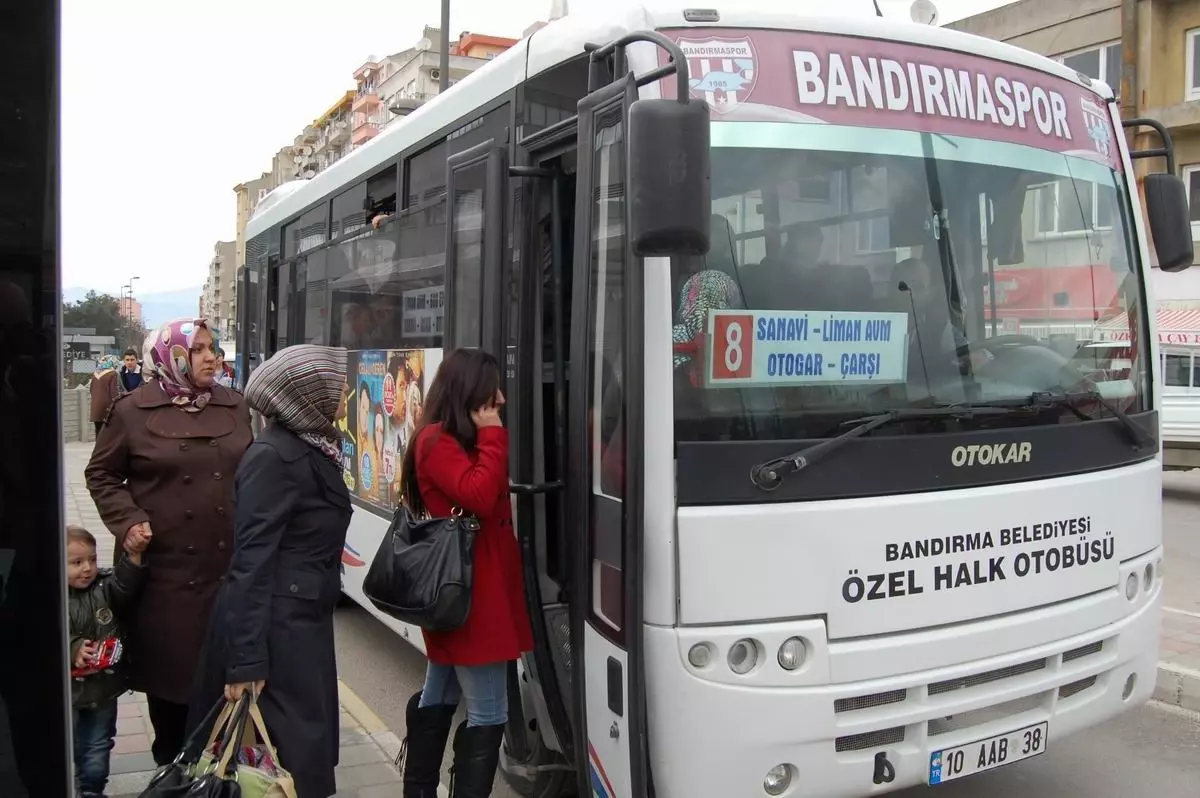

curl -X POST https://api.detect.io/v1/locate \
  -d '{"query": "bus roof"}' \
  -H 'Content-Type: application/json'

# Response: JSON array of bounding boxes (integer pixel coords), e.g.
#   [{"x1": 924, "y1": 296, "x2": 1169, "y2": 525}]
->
[{"x1": 246, "y1": 2, "x2": 1109, "y2": 241}]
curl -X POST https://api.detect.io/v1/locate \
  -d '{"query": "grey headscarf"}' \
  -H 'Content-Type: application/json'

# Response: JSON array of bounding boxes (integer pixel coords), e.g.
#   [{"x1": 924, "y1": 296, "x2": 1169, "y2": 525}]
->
[{"x1": 244, "y1": 345, "x2": 348, "y2": 462}]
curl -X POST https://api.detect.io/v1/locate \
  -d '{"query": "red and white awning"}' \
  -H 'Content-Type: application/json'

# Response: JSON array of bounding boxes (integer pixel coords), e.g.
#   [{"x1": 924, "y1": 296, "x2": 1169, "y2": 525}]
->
[{"x1": 1094, "y1": 308, "x2": 1200, "y2": 346}]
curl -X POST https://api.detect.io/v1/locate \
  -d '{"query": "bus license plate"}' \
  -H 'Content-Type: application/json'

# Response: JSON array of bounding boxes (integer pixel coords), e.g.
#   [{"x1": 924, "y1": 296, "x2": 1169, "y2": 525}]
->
[{"x1": 928, "y1": 721, "x2": 1047, "y2": 785}]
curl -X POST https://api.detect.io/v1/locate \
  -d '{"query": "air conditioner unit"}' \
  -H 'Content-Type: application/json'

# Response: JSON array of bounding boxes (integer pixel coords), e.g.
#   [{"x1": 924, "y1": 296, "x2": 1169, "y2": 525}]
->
[{"x1": 430, "y1": 68, "x2": 441, "y2": 81}]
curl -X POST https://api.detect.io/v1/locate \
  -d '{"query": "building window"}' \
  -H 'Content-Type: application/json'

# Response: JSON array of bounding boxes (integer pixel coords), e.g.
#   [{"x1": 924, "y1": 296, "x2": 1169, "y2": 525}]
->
[
  {"x1": 1059, "y1": 42, "x2": 1122, "y2": 94},
  {"x1": 1180, "y1": 164, "x2": 1200, "y2": 239},
  {"x1": 1030, "y1": 178, "x2": 1114, "y2": 235},
  {"x1": 1188, "y1": 29, "x2": 1200, "y2": 101}
]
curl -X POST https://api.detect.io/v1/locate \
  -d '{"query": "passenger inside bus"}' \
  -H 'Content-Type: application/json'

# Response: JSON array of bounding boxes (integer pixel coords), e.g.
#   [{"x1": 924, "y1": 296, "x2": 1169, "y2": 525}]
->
[{"x1": 891, "y1": 257, "x2": 989, "y2": 397}]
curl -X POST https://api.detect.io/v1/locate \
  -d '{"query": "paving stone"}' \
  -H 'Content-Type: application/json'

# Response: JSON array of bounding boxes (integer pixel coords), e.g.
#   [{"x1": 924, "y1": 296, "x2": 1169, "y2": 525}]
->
[
  {"x1": 335, "y1": 762, "x2": 403, "y2": 789},
  {"x1": 112, "y1": 733, "x2": 150, "y2": 755},
  {"x1": 109, "y1": 751, "x2": 158, "y2": 775},
  {"x1": 337, "y1": 742, "x2": 387, "y2": 767}
]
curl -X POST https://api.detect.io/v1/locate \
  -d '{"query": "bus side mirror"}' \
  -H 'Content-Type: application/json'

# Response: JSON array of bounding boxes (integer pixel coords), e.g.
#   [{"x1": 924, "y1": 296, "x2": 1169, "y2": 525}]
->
[
  {"x1": 1144, "y1": 173, "x2": 1193, "y2": 272},
  {"x1": 627, "y1": 98, "x2": 711, "y2": 257}
]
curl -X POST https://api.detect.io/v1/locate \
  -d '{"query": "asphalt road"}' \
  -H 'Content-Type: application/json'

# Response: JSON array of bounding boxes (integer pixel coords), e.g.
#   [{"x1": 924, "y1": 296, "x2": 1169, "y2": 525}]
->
[
  {"x1": 334, "y1": 602, "x2": 1200, "y2": 798},
  {"x1": 1162, "y1": 470, "x2": 1200, "y2": 615}
]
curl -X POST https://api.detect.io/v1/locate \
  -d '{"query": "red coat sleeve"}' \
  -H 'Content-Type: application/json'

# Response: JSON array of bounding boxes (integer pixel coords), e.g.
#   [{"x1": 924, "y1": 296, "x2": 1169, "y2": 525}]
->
[{"x1": 420, "y1": 427, "x2": 509, "y2": 519}]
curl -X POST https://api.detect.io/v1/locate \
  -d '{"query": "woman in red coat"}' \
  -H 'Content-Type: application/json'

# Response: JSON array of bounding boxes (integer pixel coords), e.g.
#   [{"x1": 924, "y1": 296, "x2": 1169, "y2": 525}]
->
[{"x1": 398, "y1": 348, "x2": 533, "y2": 798}]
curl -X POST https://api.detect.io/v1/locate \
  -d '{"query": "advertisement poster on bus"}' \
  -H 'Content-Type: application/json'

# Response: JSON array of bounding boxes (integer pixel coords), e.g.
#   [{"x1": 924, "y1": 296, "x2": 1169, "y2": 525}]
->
[
  {"x1": 344, "y1": 347, "x2": 442, "y2": 513},
  {"x1": 354, "y1": 350, "x2": 388, "y2": 505}
]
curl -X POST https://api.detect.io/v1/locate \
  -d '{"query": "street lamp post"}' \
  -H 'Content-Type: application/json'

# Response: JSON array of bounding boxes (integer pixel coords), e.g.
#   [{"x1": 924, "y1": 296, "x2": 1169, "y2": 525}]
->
[
  {"x1": 122, "y1": 276, "x2": 139, "y2": 351},
  {"x1": 440, "y1": 0, "x2": 450, "y2": 93}
]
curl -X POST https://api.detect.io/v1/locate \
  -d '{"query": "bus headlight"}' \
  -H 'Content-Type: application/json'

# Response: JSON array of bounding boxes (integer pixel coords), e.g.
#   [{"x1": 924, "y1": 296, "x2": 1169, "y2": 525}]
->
[
  {"x1": 728, "y1": 639, "x2": 759, "y2": 675},
  {"x1": 777, "y1": 637, "x2": 807, "y2": 671},
  {"x1": 1144, "y1": 563, "x2": 1153, "y2": 592},
  {"x1": 1125, "y1": 572, "x2": 1138, "y2": 601},
  {"x1": 764, "y1": 764, "x2": 792, "y2": 795},
  {"x1": 688, "y1": 643, "x2": 714, "y2": 669}
]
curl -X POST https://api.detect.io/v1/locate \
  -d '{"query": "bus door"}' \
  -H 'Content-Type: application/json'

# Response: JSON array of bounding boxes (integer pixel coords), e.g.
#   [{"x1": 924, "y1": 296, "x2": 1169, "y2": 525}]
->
[
  {"x1": 502, "y1": 123, "x2": 582, "y2": 795},
  {"x1": 567, "y1": 73, "x2": 649, "y2": 798}
]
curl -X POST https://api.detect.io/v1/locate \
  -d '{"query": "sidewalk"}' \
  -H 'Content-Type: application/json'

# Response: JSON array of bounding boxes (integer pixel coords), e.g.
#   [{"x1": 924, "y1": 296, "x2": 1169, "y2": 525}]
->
[
  {"x1": 64, "y1": 443, "x2": 407, "y2": 797},
  {"x1": 1156, "y1": 608, "x2": 1200, "y2": 712}
]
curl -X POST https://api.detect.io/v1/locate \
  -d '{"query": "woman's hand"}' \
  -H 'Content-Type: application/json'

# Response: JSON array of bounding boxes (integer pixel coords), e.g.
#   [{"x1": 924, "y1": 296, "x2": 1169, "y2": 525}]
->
[
  {"x1": 73, "y1": 640, "x2": 97, "y2": 669},
  {"x1": 224, "y1": 680, "x2": 265, "y2": 702},
  {"x1": 471, "y1": 404, "x2": 503, "y2": 430},
  {"x1": 124, "y1": 521, "x2": 153, "y2": 554}
]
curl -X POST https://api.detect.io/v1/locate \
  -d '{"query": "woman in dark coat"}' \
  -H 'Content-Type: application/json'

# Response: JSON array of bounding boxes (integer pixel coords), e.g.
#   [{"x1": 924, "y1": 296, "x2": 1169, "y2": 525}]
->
[
  {"x1": 189, "y1": 344, "x2": 351, "y2": 798},
  {"x1": 399, "y1": 348, "x2": 533, "y2": 798},
  {"x1": 85, "y1": 318, "x2": 252, "y2": 765}
]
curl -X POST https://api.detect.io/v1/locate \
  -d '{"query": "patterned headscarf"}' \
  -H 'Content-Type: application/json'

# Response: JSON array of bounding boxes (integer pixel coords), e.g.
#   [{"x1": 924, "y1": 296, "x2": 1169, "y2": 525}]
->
[
  {"x1": 94, "y1": 354, "x2": 120, "y2": 375},
  {"x1": 146, "y1": 318, "x2": 216, "y2": 411},
  {"x1": 672, "y1": 270, "x2": 744, "y2": 368},
  {"x1": 141, "y1": 335, "x2": 157, "y2": 380},
  {"x1": 244, "y1": 345, "x2": 348, "y2": 463}
]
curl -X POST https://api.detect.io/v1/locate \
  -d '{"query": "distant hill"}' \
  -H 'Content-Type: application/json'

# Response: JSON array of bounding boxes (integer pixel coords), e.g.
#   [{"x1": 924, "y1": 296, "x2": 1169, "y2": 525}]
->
[{"x1": 63, "y1": 286, "x2": 202, "y2": 329}]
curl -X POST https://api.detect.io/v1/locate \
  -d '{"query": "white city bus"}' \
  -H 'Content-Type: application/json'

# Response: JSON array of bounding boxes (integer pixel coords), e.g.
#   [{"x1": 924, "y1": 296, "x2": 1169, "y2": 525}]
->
[{"x1": 239, "y1": 4, "x2": 1193, "y2": 795}]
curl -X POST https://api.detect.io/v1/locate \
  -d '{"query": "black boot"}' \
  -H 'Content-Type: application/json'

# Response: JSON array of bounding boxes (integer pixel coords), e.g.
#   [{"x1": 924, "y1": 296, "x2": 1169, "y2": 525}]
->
[
  {"x1": 449, "y1": 720, "x2": 506, "y2": 797},
  {"x1": 399, "y1": 691, "x2": 456, "y2": 798}
]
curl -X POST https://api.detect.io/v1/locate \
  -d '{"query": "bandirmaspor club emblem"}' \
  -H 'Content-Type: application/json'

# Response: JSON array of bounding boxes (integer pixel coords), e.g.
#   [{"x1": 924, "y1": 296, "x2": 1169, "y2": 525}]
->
[
  {"x1": 678, "y1": 37, "x2": 758, "y2": 114},
  {"x1": 1080, "y1": 98, "x2": 1113, "y2": 159}
]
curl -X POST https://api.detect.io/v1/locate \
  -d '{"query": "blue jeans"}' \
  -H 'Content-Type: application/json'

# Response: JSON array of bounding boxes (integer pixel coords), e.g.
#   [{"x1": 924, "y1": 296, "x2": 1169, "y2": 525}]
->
[
  {"x1": 418, "y1": 661, "x2": 509, "y2": 727},
  {"x1": 73, "y1": 700, "x2": 117, "y2": 796}
]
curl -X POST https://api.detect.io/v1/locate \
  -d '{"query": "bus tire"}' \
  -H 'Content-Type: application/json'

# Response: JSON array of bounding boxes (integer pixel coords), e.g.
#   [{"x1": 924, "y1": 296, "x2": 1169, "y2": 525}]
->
[{"x1": 499, "y1": 724, "x2": 571, "y2": 798}]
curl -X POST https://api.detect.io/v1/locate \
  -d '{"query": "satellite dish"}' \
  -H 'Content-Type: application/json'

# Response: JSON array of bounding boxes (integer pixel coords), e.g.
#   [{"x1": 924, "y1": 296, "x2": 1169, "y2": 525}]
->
[{"x1": 910, "y1": 0, "x2": 939, "y2": 25}]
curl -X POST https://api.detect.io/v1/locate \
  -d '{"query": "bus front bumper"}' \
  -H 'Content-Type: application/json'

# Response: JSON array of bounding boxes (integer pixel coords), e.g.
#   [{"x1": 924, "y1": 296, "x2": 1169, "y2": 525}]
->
[{"x1": 640, "y1": 588, "x2": 1161, "y2": 797}]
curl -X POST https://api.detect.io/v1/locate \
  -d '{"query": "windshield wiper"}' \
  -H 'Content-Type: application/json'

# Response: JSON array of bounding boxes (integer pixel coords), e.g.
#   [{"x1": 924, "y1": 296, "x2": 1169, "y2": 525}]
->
[
  {"x1": 1030, "y1": 389, "x2": 1154, "y2": 450},
  {"x1": 749, "y1": 405, "x2": 1018, "y2": 491}
]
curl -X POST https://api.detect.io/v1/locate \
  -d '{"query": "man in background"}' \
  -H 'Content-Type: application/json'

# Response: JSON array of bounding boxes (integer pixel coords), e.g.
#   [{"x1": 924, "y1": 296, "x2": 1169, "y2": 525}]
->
[{"x1": 116, "y1": 348, "x2": 142, "y2": 395}]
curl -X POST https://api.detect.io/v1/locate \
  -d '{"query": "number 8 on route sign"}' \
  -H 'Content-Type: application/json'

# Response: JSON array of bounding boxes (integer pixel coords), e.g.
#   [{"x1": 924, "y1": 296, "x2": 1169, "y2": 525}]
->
[{"x1": 710, "y1": 313, "x2": 754, "y2": 380}]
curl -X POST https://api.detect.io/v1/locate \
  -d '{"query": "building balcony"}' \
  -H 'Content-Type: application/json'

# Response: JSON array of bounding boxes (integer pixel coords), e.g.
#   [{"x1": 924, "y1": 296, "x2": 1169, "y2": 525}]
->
[
  {"x1": 329, "y1": 118, "x2": 350, "y2": 144},
  {"x1": 353, "y1": 91, "x2": 381, "y2": 112},
  {"x1": 352, "y1": 120, "x2": 381, "y2": 145}
]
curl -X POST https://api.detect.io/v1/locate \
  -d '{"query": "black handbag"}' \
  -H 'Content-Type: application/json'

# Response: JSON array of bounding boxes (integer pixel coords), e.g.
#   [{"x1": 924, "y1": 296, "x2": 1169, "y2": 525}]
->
[
  {"x1": 362, "y1": 505, "x2": 478, "y2": 631},
  {"x1": 137, "y1": 698, "x2": 238, "y2": 797}
]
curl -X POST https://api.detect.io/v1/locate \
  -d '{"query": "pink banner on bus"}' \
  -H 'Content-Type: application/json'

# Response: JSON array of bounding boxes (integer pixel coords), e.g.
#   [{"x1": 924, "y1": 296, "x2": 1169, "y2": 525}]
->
[{"x1": 658, "y1": 28, "x2": 1122, "y2": 170}]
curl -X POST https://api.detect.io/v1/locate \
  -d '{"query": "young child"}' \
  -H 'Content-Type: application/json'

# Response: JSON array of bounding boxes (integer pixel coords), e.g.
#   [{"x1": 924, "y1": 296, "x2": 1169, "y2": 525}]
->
[{"x1": 67, "y1": 524, "x2": 147, "y2": 798}]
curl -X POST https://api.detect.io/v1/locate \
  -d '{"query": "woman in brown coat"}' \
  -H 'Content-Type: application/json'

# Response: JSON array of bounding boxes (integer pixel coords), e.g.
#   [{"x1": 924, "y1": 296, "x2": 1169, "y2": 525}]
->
[{"x1": 85, "y1": 318, "x2": 253, "y2": 765}]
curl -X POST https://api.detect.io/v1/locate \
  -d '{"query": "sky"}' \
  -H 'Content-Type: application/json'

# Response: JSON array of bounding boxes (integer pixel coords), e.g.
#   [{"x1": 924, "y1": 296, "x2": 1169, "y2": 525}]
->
[{"x1": 61, "y1": 0, "x2": 1015, "y2": 296}]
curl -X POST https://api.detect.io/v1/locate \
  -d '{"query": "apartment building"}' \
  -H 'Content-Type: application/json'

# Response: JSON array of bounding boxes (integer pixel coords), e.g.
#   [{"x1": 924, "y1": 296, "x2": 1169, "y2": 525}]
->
[
  {"x1": 117, "y1": 297, "x2": 142, "y2": 326},
  {"x1": 295, "y1": 91, "x2": 356, "y2": 177},
  {"x1": 351, "y1": 27, "x2": 518, "y2": 147},
  {"x1": 201, "y1": 240, "x2": 237, "y2": 340},
  {"x1": 948, "y1": 0, "x2": 1200, "y2": 307}
]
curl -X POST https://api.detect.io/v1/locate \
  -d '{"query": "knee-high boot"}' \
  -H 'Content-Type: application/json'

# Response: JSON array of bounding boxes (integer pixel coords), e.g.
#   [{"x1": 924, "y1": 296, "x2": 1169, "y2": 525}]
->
[
  {"x1": 399, "y1": 691, "x2": 456, "y2": 798},
  {"x1": 448, "y1": 719, "x2": 506, "y2": 797}
]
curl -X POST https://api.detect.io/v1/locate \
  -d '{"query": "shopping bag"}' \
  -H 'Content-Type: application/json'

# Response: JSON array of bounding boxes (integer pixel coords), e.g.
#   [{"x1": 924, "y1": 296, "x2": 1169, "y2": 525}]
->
[
  {"x1": 137, "y1": 698, "x2": 229, "y2": 797},
  {"x1": 196, "y1": 695, "x2": 297, "y2": 798}
]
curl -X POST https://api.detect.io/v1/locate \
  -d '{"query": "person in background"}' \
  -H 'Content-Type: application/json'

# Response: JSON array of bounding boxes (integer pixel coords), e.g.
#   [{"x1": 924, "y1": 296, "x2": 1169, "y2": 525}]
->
[
  {"x1": 84, "y1": 317, "x2": 253, "y2": 766},
  {"x1": 88, "y1": 349, "x2": 144, "y2": 435},
  {"x1": 188, "y1": 344, "x2": 351, "y2": 798},
  {"x1": 67, "y1": 524, "x2": 147, "y2": 798},
  {"x1": 117, "y1": 347, "x2": 143, "y2": 394},
  {"x1": 214, "y1": 348, "x2": 234, "y2": 388},
  {"x1": 88, "y1": 355, "x2": 121, "y2": 436},
  {"x1": 892, "y1": 257, "x2": 992, "y2": 394},
  {"x1": 398, "y1": 348, "x2": 533, "y2": 798}
]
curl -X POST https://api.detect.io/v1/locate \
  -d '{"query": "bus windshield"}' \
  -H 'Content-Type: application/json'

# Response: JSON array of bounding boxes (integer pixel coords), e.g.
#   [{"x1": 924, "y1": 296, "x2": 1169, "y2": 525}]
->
[{"x1": 670, "y1": 122, "x2": 1147, "y2": 442}]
